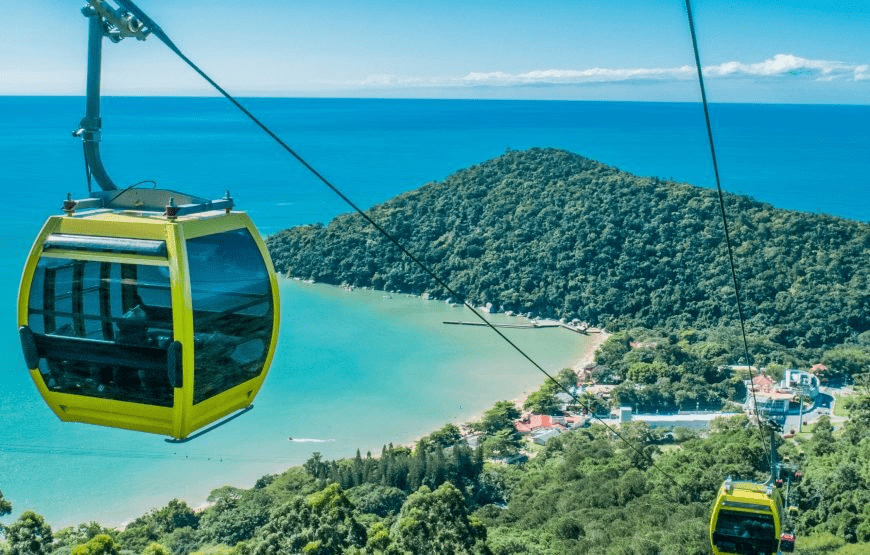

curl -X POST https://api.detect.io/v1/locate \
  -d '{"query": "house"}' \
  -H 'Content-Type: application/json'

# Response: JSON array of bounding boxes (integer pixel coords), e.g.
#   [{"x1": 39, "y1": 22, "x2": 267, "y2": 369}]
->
[
  {"x1": 514, "y1": 414, "x2": 585, "y2": 440},
  {"x1": 556, "y1": 392, "x2": 582, "y2": 412},
  {"x1": 810, "y1": 363, "x2": 832, "y2": 385},
  {"x1": 464, "y1": 433, "x2": 483, "y2": 449},
  {"x1": 531, "y1": 427, "x2": 563, "y2": 445},
  {"x1": 782, "y1": 369, "x2": 820, "y2": 401},
  {"x1": 582, "y1": 384, "x2": 616, "y2": 398},
  {"x1": 514, "y1": 414, "x2": 565, "y2": 433},
  {"x1": 751, "y1": 375, "x2": 776, "y2": 393}
]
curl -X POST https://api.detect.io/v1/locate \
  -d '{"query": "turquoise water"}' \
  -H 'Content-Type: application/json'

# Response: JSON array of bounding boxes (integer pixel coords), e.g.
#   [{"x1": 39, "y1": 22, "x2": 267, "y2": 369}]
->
[
  {"x1": 0, "y1": 97, "x2": 867, "y2": 527},
  {"x1": 1, "y1": 280, "x2": 593, "y2": 527}
]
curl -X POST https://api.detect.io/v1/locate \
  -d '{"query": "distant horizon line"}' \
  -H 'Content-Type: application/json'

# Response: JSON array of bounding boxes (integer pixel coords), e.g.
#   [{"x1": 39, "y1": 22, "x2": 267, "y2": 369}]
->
[{"x1": 1, "y1": 94, "x2": 868, "y2": 107}]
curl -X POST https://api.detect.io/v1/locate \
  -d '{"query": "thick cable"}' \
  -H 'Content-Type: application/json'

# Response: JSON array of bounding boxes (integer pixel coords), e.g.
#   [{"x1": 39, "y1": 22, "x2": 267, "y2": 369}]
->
[{"x1": 684, "y1": 0, "x2": 772, "y2": 468}]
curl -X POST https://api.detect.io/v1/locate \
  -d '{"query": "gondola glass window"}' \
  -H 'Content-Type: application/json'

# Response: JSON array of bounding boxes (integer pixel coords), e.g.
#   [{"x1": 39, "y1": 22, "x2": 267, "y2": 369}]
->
[
  {"x1": 187, "y1": 228, "x2": 274, "y2": 404},
  {"x1": 27, "y1": 257, "x2": 174, "y2": 407},
  {"x1": 712, "y1": 509, "x2": 778, "y2": 554}
]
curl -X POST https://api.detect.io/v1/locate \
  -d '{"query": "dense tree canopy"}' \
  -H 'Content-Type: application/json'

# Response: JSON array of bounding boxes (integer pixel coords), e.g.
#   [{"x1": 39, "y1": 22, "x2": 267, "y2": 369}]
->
[
  {"x1": 6, "y1": 398, "x2": 870, "y2": 554},
  {"x1": 591, "y1": 329, "x2": 745, "y2": 413},
  {"x1": 5, "y1": 511, "x2": 53, "y2": 555},
  {"x1": 268, "y1": 148, "x2": 869, "y2": 358}
]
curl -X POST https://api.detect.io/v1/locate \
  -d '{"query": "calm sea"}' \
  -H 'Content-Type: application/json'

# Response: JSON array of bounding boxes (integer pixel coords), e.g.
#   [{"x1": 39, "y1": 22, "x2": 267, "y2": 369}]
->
[{"x1": 0, "y1": 97, "x2": 867, "y2": 527}]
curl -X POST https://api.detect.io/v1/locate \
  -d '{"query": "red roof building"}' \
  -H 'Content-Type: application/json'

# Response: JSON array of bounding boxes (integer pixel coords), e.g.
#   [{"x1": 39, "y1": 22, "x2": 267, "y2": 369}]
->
[
  {"x1": 810, "y1": 363, "x2": 828, "y2": 374},
  {"x1": 514, "y1": 414, "x2": 571, "y2": 434},
  {"x1": 751, "y1": 375, "x2": 775, "y2": 393}
]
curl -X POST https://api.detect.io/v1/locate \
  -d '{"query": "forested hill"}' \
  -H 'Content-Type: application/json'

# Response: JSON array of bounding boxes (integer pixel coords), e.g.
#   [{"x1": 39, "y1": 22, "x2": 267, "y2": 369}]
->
[{"x1": 267, "y1": 148, "x2": 869, "y2": 352}]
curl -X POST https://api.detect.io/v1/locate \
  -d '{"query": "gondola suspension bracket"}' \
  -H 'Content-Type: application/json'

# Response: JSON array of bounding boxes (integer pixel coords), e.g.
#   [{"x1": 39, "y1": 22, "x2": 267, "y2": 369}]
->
[{"x1": 84, "y1": 0, "x2": 151, "y2": 43}]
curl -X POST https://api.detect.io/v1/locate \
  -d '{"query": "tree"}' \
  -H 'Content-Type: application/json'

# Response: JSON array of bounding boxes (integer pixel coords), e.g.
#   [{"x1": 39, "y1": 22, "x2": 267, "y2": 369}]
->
[
  {"x1": 474, "y1": 401, "x2": 521, "y2": 435},
  {"x1": 425, "y1": 423, "x2": 462, "y2": 448},
  {"x1": 482, "y1": 429, "x2": 522, "y2": 460},
  {"x1": 823, "y1": 347, "x2": 870, "y2": 380},
  {"x1": 164, "y1": 527, "x2": 201, "y2": 555},
  {"x1": 198, "y1": 490, "x2": 272, "y2": 546},
  {"x1": 522, "y1": 383, "x2": 560, "y2": 415},
  {"x1": 53, "y1": 523, "x2": 118, "y2": 555},
  {"x1": 0, "y1": 490, "x2": 11, "y2": 517},
  {"x1": 555, "y1": 368, "x2": 578, "y2": 390},
  {"x1": 593, "y1": 332, "x2": 632, "y2": 372},
  {"x1": 251, "y1": 484, "x2": 365, "y2": 555},
  {"x1": 70, "y1": 534, "x2": 119, "y2": 555},
  {"x1": 142, "y1": 543, "x2": 171, "y2": 555},
  {"x1": 391, "y1": 483, "x2": 490, "y2": 554},
  {"x1": 151, "y1": 499, "x2": 200, "y2": 533},
  {"x1": 5, "y1": 511, "x2": 52, "y2": 555},
  {"x1": 811, "y1": 416, "x2": 836, "y2": 456},
  {"x1": 346, "y1": 483, "x2": 406, "y2": 517},
  {"x1": 119, "y1": 499, "x2": 200, "y2": 553}
]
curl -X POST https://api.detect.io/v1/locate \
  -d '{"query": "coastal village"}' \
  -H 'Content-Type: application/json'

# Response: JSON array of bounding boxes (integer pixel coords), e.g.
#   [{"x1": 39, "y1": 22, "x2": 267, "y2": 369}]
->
[{"x1": 458, "y1": 334, "x2": 851, "y2": 462}]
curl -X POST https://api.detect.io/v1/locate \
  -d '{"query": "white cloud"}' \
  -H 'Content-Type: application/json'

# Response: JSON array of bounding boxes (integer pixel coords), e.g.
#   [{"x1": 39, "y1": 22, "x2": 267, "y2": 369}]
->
[
  {"x1": 703, "y1": 54, "x2": 854, "y2": 79},
  {"x1": 355, "y1": 54, "x2": 869, "y2": 90},
  {"x1": 462, "y1": 66, "x2": 695, "y2": 85}
]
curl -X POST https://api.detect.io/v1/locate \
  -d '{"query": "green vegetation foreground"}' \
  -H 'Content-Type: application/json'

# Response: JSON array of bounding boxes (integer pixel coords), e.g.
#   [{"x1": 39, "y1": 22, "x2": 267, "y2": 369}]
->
[{"x1": 5, "y1": 398, "x2": 870, "y2": 554}]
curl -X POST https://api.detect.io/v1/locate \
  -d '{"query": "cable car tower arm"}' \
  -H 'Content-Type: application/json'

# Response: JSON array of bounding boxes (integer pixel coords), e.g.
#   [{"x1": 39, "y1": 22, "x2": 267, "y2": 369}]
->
[{"x1": 74, "y1": 1, "x2": 151, "y2": 193}]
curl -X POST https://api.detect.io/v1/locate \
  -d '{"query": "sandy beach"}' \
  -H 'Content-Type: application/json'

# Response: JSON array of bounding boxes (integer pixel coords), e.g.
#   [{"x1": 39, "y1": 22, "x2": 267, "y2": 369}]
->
[
  {"x1": 509, "y1": 328, "x2": 609, "y2": 411},
  {"x1": 455, "y1": 325, "x2": 610, "y2": 434}
]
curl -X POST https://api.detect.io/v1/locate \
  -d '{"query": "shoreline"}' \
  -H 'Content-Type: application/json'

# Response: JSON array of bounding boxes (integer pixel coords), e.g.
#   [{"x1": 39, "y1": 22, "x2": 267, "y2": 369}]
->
[
  {"x1": 296, "y1": 278, "x2": 610, "y2": 450},
  {"x1": 190, "y1": 296, "x2": 608, "y2": 516},
  {"x1": 88, "y1": 280, "x2": 607, "y2": 528},
  {"x1": 500, "y1": 328, "x2": 609, "y2": 420}
]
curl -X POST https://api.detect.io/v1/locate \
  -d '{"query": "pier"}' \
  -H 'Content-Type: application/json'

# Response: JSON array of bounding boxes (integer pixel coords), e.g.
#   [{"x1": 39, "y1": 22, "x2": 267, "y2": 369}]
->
[{"x1": 443, "y1": 321, "x2": 597, "y2": 334}]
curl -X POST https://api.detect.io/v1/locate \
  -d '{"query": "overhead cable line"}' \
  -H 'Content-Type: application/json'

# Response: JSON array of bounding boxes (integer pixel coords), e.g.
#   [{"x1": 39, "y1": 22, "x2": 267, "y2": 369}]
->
[
  {"x1": 109, "y1": 0, "x2": 684, "y2": 486},
  {"x1": 684, "y1": 0, "x2": 772, "y2": 466}
]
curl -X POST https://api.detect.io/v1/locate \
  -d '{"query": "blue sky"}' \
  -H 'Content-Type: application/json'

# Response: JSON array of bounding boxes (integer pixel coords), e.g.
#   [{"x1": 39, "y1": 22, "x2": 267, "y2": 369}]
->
[{"x1": 2, "y1": 0, "x2": 868, "y2": 103}]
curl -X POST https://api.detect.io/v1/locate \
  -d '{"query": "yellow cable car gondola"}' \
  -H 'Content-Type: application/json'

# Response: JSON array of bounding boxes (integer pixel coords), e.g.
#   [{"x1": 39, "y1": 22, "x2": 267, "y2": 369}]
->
[
  {"x1": 710, "y1": 477, "x2": 794, "y2": 555},
  {"x1": 17, "y1": 1, "x2": 279, "y2": 441}
]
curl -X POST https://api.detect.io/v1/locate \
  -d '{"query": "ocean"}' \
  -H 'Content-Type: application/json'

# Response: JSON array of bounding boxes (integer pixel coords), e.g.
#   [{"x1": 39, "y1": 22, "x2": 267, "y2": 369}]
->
[{"x1": 0, "y1": 97, "x2": 867, "y2": 527}]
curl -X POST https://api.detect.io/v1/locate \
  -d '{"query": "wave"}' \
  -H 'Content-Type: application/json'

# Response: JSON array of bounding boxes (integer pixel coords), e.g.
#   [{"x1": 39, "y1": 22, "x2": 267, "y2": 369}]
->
[{"x1": 289, "y1": 438, "x2": 336, "y2": 443}]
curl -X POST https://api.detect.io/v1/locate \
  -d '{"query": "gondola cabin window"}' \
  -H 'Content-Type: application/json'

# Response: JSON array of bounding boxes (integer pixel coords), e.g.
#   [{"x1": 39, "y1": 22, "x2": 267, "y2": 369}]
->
[
  {"x1": 27, "y1": 256, "x2": 174, "y2": 407},
  {"x1": 712, "y1": 508, "x2": 778, "y2": 554},
  {"x1": 187, "y1": 228, "x2": 274, "y2": 404}
]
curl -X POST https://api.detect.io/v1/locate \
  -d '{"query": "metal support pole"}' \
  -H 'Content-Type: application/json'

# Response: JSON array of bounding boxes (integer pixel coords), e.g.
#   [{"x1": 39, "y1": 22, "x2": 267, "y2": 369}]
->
[
  {"x1": 798, "y1": 394, "x2": 804, "y2": 433},
  {"x1": 770, "y1": 425, "x2": 778, "y2": 481},
  {"x1": 77, "y1": 8, "x2": 118, "y2": 191}
]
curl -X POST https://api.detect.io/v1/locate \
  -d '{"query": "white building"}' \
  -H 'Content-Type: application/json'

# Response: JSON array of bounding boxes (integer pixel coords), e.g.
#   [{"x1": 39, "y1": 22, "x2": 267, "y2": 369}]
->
[{"x1": 783, "y1": 369, "x2": 820, "y2": 401}]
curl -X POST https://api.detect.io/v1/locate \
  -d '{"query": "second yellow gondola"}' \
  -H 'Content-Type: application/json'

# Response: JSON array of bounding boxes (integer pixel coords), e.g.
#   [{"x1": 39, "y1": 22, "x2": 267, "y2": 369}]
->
[{"x1": 710, "y1": 477, "x2": 794, "y2": 555}]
